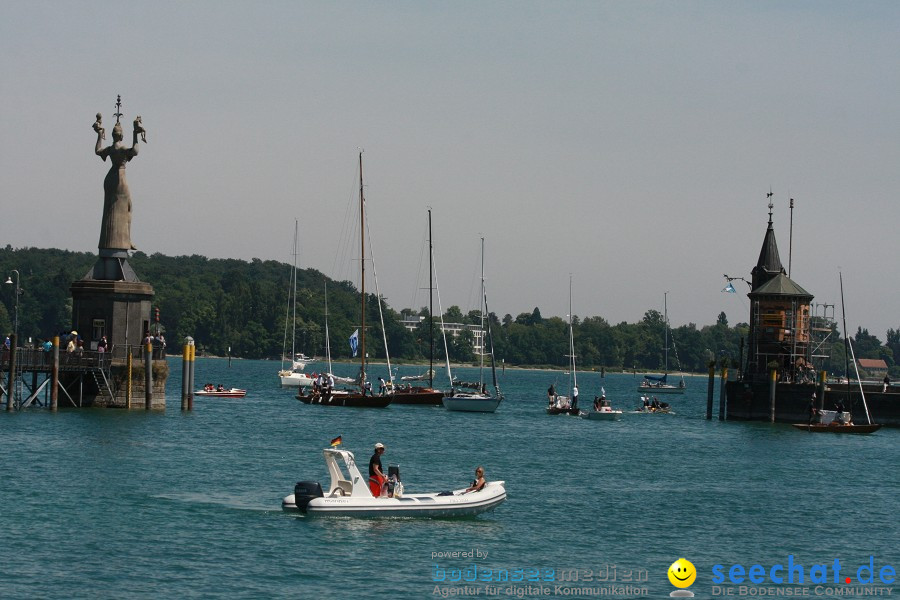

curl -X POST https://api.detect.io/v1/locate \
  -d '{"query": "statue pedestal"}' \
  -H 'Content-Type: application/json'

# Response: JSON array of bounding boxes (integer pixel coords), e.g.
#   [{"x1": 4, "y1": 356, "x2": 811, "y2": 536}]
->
[
  {"x1": 71, "y1": 278, "x2": 154, "y2": 350},
  {"x1": 68, "y1": 277, "x2": 167, "y2": 409}
]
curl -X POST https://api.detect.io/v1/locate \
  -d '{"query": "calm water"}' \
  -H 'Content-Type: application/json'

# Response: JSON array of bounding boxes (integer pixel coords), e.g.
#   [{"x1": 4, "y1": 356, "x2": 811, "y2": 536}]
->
[{"x1": 1, "y1": 358, "x2": 897, "y2": 599}]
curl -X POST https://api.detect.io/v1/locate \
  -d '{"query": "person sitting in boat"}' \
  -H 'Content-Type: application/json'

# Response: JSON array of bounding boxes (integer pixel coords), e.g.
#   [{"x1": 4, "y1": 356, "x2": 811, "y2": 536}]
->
[
  {"x1": 465, "y1": 466, "x2": 486, "y2": 493},
  {"x1": 216, "y1": 384, "x2": 225, "y2": 392},
  {"x1": 204, "y1": 383, "x2": 214, "y2": 392},
  {"x1": 368, "y1": 442, "x2": 387, "y2": 498},
  {"x1": 547, "y1": 384, "x2": 556, "y2": 407}
]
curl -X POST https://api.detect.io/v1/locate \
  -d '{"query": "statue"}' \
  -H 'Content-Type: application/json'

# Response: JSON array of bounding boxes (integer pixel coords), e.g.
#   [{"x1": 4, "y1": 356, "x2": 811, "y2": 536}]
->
[{"x1": 93, "y1": 95, "x2": 146, "y2": 252}]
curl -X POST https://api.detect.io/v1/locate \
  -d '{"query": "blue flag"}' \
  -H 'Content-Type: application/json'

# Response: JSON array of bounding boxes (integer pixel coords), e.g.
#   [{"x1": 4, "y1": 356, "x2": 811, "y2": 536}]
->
[
  {"x1": 349, "y1": 329, "x2": 359, "y2": 357},
  {"x1": 721, "y1": 282, "x2": 736, "y2": 293}
]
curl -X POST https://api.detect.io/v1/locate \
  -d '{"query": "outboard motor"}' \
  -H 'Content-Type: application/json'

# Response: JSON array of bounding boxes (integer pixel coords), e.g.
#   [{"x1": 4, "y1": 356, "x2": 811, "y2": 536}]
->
[
  {"x1": 387, "y1": 465, "x2": 402, "y2": 497},
  {"x1": 293, "y1": 481, "x2": 324, "y2": 513}
]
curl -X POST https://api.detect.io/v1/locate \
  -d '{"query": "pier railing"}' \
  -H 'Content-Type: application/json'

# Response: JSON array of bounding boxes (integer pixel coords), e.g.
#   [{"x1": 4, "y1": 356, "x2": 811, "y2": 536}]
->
[{"x1": 1, "y1": 342, "x2": 166, "y2": 372}]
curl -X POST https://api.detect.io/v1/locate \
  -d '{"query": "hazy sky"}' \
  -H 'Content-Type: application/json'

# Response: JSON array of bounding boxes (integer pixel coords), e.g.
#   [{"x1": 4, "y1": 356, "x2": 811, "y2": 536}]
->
[{"x1": 2, "y1": 1, "x2": 899, "y2": 338}]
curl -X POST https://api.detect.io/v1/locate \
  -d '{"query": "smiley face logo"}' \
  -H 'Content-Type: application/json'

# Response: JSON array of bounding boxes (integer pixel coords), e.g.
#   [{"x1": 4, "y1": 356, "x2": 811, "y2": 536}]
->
[{"x1": 668, "y1": 558, "x2": 696, "y2": 588}]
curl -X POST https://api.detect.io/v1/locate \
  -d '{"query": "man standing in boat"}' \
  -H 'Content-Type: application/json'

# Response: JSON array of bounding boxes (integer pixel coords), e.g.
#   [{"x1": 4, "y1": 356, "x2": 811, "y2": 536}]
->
[{"x1": 369, "y1": 442, "x2": 387, "y2": 497}]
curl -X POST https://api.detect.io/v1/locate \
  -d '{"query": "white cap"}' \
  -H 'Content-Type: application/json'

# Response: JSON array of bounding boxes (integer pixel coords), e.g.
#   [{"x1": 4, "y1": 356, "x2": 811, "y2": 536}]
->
[{"x1": 374, "y1": 442, "x2": 385, "y2": 449}]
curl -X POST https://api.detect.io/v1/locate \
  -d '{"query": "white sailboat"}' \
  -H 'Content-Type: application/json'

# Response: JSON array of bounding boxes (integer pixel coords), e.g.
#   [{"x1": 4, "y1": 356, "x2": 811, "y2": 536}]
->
[
  {"x1": 442, "y1": 238, "x2": 503, "y2": 412},
  {"x1": 547, "y1": 276, "x2": 581, "y2": 415},
  {"x1": 792, "y1": 273, "x2": 881, "y2": 433},
  {"x1": 637, "y1": 292, "x2": 686, "y2": 394},
  {"x1": 279, "y1": 220, "x2": 315, "y2": 388}
]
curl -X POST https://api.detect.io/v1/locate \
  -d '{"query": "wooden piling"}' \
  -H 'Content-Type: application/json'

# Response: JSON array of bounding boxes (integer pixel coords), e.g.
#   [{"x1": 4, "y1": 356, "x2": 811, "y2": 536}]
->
[
  {"x1": 718, "y1": 365, "x2": 728, "y2": 420},
  {"x1": 181, "y1": 342, "x2": 189, "y2": 410},
  {"x1": 50, "y1": 336, "x2": 59, "y2": 411},
  {"x1": 706, "y1": 364, "x2": 715, "y2": 419},
  {"x1": 187, "y1": 342, "x2": 195, "y2": 411},
  {"x1": 5, "y1": 334, "x2": 16, "y2": 411},
  {"x1": 144, "y1": 340, "x2": 153, "y2": 410},
  {"x1": 817, "y1": 370, "x2": 826, "y2": 411},
  {"x1": 769, "y1": 368, "x2": 777, "y2": 423}
]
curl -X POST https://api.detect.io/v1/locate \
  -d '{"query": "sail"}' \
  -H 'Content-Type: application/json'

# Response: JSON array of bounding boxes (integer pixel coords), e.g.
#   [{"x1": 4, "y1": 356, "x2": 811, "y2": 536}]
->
[{"x1": 643, "y1": 373, "x2": 668, "y2": 383}]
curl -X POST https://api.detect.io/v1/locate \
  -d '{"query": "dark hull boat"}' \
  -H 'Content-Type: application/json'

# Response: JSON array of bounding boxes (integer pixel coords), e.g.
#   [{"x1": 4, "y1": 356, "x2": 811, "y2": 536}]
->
[
  {"x1": 791, "y1": 423, "x2": 882, "y2": 434},
  {"x1": 389, "y1": 387, "x2": 444, "y2": 405},
  {"x1": 297, "y1": 391, "x2": 392, "y2": 408}
]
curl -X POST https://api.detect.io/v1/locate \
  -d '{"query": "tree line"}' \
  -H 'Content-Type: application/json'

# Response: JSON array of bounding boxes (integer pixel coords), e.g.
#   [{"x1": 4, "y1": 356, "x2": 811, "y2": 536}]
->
[{"x1": 1, "y1": 246, "x2": 897, "y2": 376}]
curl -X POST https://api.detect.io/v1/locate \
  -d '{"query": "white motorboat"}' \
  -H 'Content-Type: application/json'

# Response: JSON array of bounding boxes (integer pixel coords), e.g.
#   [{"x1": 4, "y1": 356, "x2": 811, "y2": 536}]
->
[
  {"x1": 581, "y1": 390, "x2": 623, "y2": 420},
  {"x1": 582, "y1": 406, "x2": 623, "y2": 420},
  {"x1": 282, "y1": 448, "x2": 507, "y2": 517}
]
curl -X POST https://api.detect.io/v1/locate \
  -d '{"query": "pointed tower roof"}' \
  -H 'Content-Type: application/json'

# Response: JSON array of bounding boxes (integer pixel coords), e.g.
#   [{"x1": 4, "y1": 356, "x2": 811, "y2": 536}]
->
[
  {"x1": 748, "y1": 272, "x2": 813, "y2": 300},
  {"x1": 751, "y1": 197, "x2": 785, "y2": 290}
]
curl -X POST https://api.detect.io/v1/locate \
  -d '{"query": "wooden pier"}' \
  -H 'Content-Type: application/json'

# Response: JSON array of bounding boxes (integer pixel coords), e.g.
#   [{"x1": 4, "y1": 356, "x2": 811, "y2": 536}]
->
[{"x1": 1, "y1": 342, "x2": 167, "y2": 410}]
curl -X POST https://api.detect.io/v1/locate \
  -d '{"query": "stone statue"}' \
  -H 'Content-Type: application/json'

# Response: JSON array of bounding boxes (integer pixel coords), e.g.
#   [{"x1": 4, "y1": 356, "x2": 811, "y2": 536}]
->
[{"x1": 94, "y1": 96, "x2": 146, "y2": 252}]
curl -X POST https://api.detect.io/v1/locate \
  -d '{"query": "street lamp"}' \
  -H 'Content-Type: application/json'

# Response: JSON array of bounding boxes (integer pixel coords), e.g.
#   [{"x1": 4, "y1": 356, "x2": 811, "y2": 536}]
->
[{"x1": 4, "y1": 270, "x2": 19, "y2": 343}]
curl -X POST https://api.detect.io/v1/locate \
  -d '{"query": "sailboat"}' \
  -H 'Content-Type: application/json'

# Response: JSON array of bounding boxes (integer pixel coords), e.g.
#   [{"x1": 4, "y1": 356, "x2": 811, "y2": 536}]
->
[
  {"x1": 547, "y1": 276, "x2": 581, "y2": 416},
  {"x1": 637, "y1": 292, "x2": 686, "y2": 394},
  {"x1": 442, "y1": 238, "x2": 503, "y2": 412},
  {"x1": 390, "y1": 209, "x2": 445, "y2": 405},
  {"x1": 279, "y1": 220, "x2": 315, "y2": 388},
  {"x1": 792, "y1": 273, "x2": 881, "y2": 433},
  {"x1": 296, "y1": 153, "x2": 391, "y2": 408}
]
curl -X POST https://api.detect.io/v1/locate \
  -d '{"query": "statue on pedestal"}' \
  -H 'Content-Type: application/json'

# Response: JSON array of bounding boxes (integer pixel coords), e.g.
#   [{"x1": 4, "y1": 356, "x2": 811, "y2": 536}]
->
[{"x1": 93, "y1": 95, "x2": 147, "y2": 252}]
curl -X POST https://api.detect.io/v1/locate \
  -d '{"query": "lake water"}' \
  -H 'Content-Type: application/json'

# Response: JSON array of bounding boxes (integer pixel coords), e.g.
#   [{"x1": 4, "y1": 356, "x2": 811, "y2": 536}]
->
[{"x1": 1, "y1": 358, "x2": 897, "y2": 599}]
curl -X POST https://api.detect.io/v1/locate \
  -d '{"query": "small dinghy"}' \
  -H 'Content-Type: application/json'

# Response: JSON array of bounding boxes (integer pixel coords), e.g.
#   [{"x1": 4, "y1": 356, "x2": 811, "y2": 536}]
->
[{"x1": 282, "y1": 447, "x2": 506, "y2": 518}]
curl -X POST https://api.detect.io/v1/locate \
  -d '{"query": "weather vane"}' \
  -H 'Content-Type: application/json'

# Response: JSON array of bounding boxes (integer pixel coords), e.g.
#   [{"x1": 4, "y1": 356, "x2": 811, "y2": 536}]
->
[
  {"x1": 723, "y1": 274, "x2": 751, "y2": 289},
  {"x1": 114, "y1": 94, "x2": 123, "y2": 124}
]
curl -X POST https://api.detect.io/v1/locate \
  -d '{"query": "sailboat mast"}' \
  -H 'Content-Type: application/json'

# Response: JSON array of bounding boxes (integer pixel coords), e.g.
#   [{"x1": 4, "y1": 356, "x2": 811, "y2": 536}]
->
[
  {"x1": 359, "y1": 152, "x2": 366, "y2": 385},
  {"x1": 839, "y1": 272, "x2": 873, "y2": 424},
  {"x1": 569, "y1": 275, "x2": 576, "y2": 393},
  {"x1": 664, "y1": 291, "x2": 669, "y2": 375},
  {"x1": 479, "y1": 237, "x2": 485, "y2": 386},
  {"x1": 325, "y1": 280, "x2": 332, "y2": 375},
  {"x1": 429, "y1": 209, "x2": 434, "y2": 388},
  {"x1": 291, "y1": 220, "x2": 298, "y2": 363}
]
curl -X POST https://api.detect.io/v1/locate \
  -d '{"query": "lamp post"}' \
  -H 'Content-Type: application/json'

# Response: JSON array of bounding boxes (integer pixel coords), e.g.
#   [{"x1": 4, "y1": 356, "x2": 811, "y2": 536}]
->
[{"x1": 4, "y1": 270, "x2": 19, "y2": 343}]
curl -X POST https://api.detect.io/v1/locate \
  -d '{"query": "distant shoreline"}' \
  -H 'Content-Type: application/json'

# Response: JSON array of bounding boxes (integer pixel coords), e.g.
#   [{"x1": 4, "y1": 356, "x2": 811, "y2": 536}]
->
[{"x1": 170, "y1": 354, "x2": 704, "y2": 377}]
